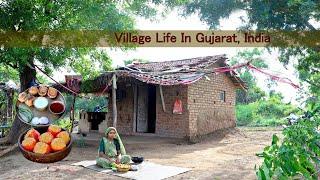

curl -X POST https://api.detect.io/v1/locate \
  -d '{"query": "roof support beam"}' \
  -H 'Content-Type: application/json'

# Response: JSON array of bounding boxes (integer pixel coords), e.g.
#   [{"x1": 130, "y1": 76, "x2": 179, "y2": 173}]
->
[
  {"x1": 112, "y1": 74, "x2": 117, "y2": 128},
  {"x1": 159, "y1": 85, "x2": 166, "y2": 112},
  {"x1": 132, "y1": 83, "x2": 137, "y2": 132}
]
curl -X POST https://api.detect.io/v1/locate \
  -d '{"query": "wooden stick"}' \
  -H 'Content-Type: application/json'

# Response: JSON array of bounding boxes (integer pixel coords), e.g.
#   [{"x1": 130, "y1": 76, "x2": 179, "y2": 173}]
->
[
  {"x1": 0, "y1": 143, "x2": 18, "y2": 158},
  {"x1": 0, "y1": 137, "x2": 8, "y2": 145},
  {"x1": 69, "y1": 94, "x2": 76, "y2": 133},
  {"x1": 159, "y1": 85, "x2": 166, "y2": 112},
  {"x1": 132, "y1": 84, "x2": 137, "y2": 132},
  {"x1": 112, "y1": 74, "x2": 117, "y2": 128}
]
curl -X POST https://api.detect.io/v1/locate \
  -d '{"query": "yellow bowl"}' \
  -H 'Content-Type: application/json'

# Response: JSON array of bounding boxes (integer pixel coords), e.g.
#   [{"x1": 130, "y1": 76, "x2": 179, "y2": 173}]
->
[{"x1": 116, "y1": 164, "x2": 131, "y2": 172}]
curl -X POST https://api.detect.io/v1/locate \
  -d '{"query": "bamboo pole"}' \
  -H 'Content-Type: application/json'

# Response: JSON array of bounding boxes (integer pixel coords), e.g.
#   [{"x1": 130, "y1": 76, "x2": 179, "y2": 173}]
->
[
  {"x1": 132, "y1": 84, "x2": 137, "y2": 132},
  {"x1": 159, "y1": 85, "x2": 166, "y2": 112},
  {"x1": 69, "y1": 94, "x2": 76, "y2": 133},
  {"x1": 112, "y1": 74, "x2": 117, "y2": 128}
]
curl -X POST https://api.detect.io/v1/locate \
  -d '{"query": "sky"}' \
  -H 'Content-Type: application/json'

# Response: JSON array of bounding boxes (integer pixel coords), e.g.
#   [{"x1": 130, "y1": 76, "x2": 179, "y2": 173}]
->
[{"x1": 53, "y1": 9, "x2": 300, "y2": 104}]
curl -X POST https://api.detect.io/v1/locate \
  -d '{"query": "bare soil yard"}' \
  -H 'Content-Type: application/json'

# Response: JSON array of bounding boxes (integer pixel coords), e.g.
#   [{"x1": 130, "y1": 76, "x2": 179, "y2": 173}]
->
[{"x1": 0, "y1": 127, "x2": 282, "y2": 180}]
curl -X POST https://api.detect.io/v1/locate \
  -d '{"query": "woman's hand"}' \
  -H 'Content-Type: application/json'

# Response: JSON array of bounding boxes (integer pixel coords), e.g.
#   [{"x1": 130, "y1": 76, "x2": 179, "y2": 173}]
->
[
  {"x1": 99, "y1": 152, "x2": 106, "y2": 158},
  {"x1": 99, "y1": 152, "x2": 115, "y2": 162},
  {"x1": 115, "y1": 157, "x2": 120, "y2": 164}
]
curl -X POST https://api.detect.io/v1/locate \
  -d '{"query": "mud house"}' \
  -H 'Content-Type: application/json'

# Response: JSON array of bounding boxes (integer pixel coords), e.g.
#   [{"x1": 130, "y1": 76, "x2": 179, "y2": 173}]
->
[{"x1": 78, "y1": 55, "x2": 246, "y2": 140}]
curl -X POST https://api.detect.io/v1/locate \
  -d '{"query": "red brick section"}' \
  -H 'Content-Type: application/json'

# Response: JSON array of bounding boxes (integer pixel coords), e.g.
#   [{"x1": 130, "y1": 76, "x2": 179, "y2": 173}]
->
[
  {"x1": 109, "y1": 82, "x2": 190, "y2": 138},
  {"x1": 188, "y1": 72, "x2": 237, "y2": 141},
  {"x1": 155, "y1": 85, "x2": 189, "y2": 138},
  {"x1": 108, "y1": 72, "x2": 237, "y2": 140},
  {"x1": 107, "y1": 81, "x2": 135, "y2": 134}
]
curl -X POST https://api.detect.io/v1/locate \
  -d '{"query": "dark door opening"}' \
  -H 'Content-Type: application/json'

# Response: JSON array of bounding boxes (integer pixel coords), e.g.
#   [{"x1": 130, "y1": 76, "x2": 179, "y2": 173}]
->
[
  {"x1": 88, "y1": 112, "x2": 105, "y2": 131},
  {"x1": 147, "y1": 85, "x2": 156, "y2": 133}
]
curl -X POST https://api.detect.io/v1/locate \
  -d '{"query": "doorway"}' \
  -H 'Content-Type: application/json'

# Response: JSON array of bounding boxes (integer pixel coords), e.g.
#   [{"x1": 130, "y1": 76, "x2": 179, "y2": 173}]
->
[
  {"x1": 88, "y1": 112, "x2": 105, "y2": 131},
  {"x1": 136, "y1": 85, "x2": 156, "y2": 133},
  {"x1": 147, "y1": 85, "x2": 156, "y2": 133}
]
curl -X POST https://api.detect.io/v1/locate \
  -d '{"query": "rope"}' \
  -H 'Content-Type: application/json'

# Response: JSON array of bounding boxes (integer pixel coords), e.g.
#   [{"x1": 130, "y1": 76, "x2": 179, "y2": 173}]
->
[
  {"x1": 34, "y1": 64, "x2": 79, "y2": 95},
  {"x1": 247, "y1": 64, "x2": 300, "y2": 89},
  {"x1": 31, "y1": 60, "x2": 299, "y2": 97},
  {"x1": 211, "y1": 61, "x2": 299, "y2": 89},
  {"x1": 33, "y1": 64, "x2": 112, "y2": 99}
]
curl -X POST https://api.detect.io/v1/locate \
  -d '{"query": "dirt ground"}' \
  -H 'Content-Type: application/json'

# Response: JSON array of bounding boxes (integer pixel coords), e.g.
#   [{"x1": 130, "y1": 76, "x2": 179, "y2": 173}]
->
[{"x1": 0, "y1": 127, "x2": 282, "y2": 180}]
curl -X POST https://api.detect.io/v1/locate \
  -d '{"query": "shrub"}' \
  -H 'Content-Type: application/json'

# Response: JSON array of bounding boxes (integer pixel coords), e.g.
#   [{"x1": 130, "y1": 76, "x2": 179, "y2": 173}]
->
[
  {"x1": 236, "y1": 103, "x2": 257, "y2": 126},
  {"x1": 256, "y1": 104, "x2": 320, "y2": 179},
  {"x1": 236, "y1": 98, "x2": 300, "y2": 127}
]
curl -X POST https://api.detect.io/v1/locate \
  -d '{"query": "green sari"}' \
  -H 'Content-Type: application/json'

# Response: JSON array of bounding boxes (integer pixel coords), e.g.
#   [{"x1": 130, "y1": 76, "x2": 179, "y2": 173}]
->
[{"x1": 96, "y1": 127, "x2": 131, "y2": 169}]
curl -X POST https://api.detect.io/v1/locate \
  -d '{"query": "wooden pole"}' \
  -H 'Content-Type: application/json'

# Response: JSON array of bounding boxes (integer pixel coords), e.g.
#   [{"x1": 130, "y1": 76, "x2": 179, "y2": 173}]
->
[
  {"x1": 132, "y1": 84, "x2": 137, "y2": 132},
  {"x1": 112, "y1": 74, "x2": 117, "y2": 128},
  {"x1": 69, "y1": 94, "x2": 76, "y2": 133},
  {"x1": 159, "y1": 85, "x2": 166, "y2": 112}
]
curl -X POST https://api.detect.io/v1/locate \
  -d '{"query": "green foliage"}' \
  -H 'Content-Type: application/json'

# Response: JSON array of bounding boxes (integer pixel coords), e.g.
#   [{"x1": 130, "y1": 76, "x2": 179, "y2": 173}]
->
[
  {"x1": 236, "y1": 93, "x2": 300, "y2": 126},
  {"x1": 256, "y1": 103, "x2": 320, "y2": 179},
  {"x1": 180, "y1": 2, "x2": 320, "y2": 179},
  {"x1": 0, "y1": 0, "x2": 135, "y2": 86},
  {"x1": 64, "y1": 94, "x2": 107, "y2": 113},
  {"x1": 54, "y1": 94, "x2": 107, "y2": 131},
  {"x1": 75, "y1": 96, "x2": 108, "y2": 112},
  {"x1": 68, "y1": 50, "x2": 113, "y2": 80},
  {"x1": 182, "y1": 0, "x2": 244, "y2": 29},
  {"x1": 53, "y1": 117, "x2": 72, "y2": 131},
  {"x1": 0, "y1": 65, "x2": 19, "y2": 83},
  {"x1": 182, "y1": 0, "x2": 319, "y2": 98},
  {"x1": 230, "y1": 48, "x2": 269, "y2": 104},
  {"x1": 124, "y1": 58, "x2": 149, "y2": 65},
  {"x1": 236, "y1": 103, "x2": 257, "y2": 126},
  {"x1": 182, "y1": 0, "x2": 318, "y2": 30},
  {"x1": 296, "y1": 50, "x2": 320, "y2": 96},
  {"x1": 0, "y1": 0, "x2": 186, "y2": 89}
]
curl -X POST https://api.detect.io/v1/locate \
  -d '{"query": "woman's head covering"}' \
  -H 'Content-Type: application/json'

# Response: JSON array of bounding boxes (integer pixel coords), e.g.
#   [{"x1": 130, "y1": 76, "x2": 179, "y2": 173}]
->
[{"x1": 105, "y1": 127, "x2": 126, "y2": 155}]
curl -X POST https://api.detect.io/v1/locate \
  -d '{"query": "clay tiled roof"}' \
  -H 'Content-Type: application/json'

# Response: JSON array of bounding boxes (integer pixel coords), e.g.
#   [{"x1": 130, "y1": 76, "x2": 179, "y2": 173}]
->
[
  {"x1": 62, "y1": 55, "x2": 247, "y2": 93},
  {"x1": 126, "y1": 55, "x2": 227, "y2": 72},
  {"x1": 115, "y1": 54, "x2": 246, "y2": 89}
]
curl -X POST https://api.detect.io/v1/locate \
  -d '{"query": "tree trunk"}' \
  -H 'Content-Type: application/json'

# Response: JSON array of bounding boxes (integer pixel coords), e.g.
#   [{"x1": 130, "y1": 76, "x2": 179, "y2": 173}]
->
[
  {"x1": 6, "y1": 89, "x2": 14, "y2": 121},
  {"x1": 6, "y1": 60, "x2": 36, "y2": 144}
]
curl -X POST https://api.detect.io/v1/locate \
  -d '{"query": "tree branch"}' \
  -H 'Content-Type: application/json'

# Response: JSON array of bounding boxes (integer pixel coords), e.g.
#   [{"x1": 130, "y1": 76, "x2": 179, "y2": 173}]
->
[
  {"x1": 305, "y1": 79, "x2": 320, "y2": 88},
  {"x1": 305, "y1": 21, "x2": 316, "y2": 31},
  {"x1": 6, "y1": 63, "x2": 18, "y2": 69}
]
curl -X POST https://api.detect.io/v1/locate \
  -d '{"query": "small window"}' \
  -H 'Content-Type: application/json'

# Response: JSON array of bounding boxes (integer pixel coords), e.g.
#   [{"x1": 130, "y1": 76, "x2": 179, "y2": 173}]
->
[{"x1": 219, "y1": 91, "x2": 226, "y2": 102}]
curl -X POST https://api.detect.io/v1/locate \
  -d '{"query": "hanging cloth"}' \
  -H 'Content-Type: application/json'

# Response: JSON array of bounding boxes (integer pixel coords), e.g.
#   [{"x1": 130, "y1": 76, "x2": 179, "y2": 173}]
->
[{"x1": 173, "y1": 99, "x2": 183, "y2": 114}]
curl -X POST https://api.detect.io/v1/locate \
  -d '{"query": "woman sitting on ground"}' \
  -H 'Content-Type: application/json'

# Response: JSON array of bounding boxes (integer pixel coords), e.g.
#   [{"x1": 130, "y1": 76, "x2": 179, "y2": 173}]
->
[{"x1": 96, "y1": 127, "x2": 131, "y2": 169}]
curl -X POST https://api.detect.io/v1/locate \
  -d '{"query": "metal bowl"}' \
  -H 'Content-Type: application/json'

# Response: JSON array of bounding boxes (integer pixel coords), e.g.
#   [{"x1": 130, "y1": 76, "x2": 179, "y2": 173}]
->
[
  {"x1": 16, "y1": 86, "x2": 66, "y2": 127},
  {"x1": 131, "y1": 156, "x2": 144, "y2": 164},
  {"x1": 18, "y1": 127, "x2": 72, "y2": 163}
]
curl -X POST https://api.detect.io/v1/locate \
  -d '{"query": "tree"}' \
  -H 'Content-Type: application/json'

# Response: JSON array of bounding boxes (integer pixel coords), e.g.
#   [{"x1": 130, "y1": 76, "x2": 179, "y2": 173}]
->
[
  {"x1": 0, "y1": 0, "x2": 186, "y2": 144},
  {"x1": 124, "y1": 58, "x2": 149, "y2": 65},
  {"x1": 181, "y1": 1, "x2": 320, "y2": 178},
  {"x1": 230, "y1": 48, "x2": 268, "y2": 104},
  {"x1": 181, "y1": 0, "x2": 319, "y2": 95}
]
